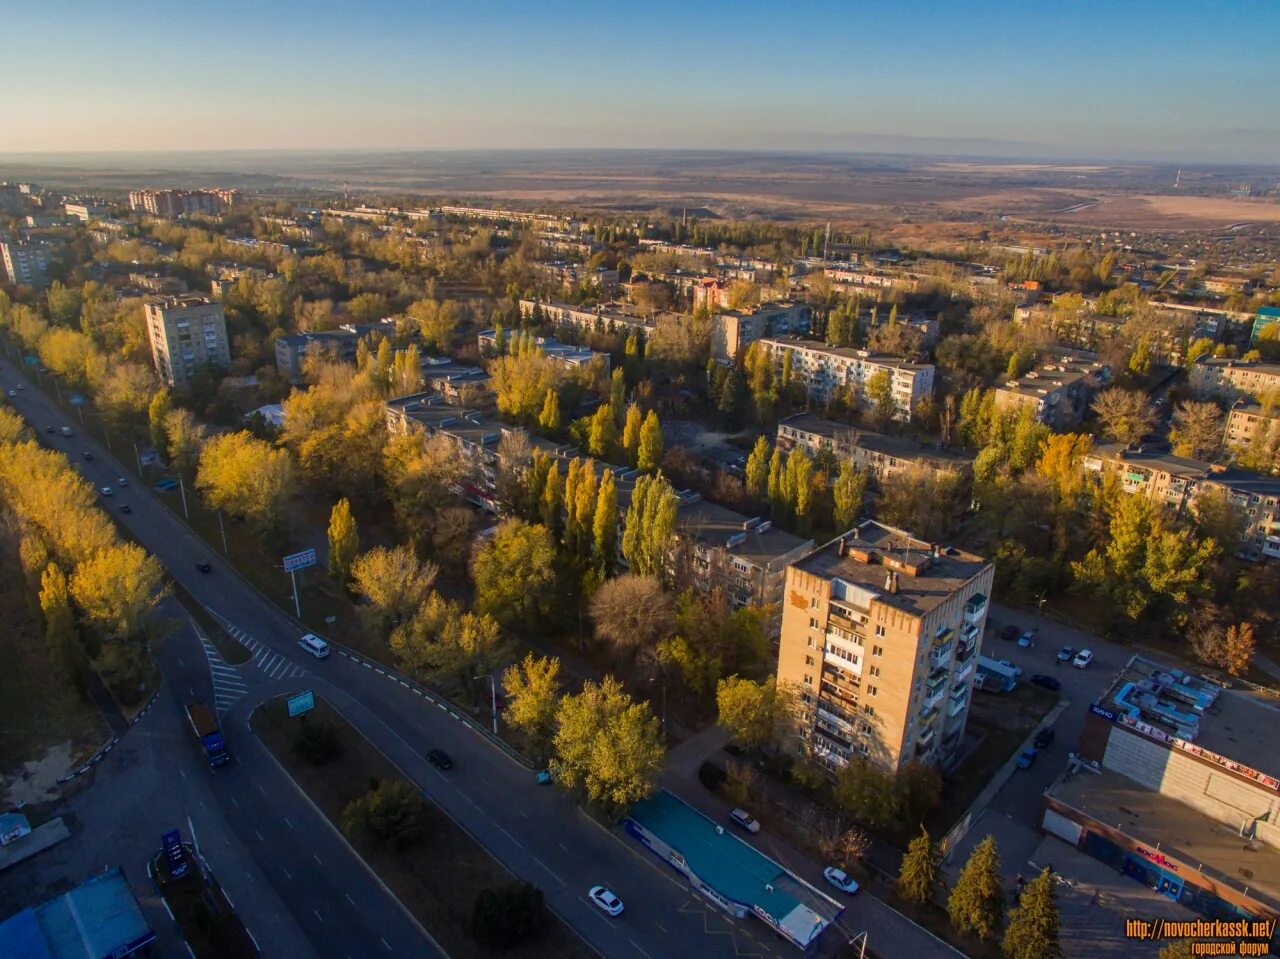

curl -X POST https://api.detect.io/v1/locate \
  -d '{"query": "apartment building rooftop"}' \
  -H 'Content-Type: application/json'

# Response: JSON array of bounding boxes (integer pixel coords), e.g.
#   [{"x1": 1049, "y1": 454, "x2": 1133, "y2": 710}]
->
[
  {"x1": 1197, "y1": 356, "x2": 1280, "y2": 378},
  {"x1": 997, "y1": 348, "x2": 1109, "y2": 399},
  {"x1": 675, "y1": 493, "x2": 812, "y2": 571},
  {"x1": 1091, "y1": 441, "x2": 1280, "y2": 495},
  {"x1": 778, "y1": 412, "x2": 973, "y2": 469},
  {"x1": 145, "y1": 292, "x2": 215, "y2": 309},
  {"x1": 794, "y1": 520, "x2": 990, "y2": 617},
  {"x1": 760, "y1": 335, "x2": 931, "y2": 371}
]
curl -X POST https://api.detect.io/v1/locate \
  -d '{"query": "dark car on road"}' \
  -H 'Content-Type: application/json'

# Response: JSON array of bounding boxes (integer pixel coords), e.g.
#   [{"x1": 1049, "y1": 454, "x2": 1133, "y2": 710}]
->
[
  {"x1": 427, "y1": 749, "x2": 453, "y2": 770},
  {"x1": 999, "y1": 624, "x2": 1020, "y2": 642},
  {"x1": 1030, "y1": 674, "x2": 1061, "y2": 692},
  {"x1": 82, "y1": 451, "x2": 94, "y2": 461},
  {"x1": 1034, "y1": 728, "x2": 1056, "y2": 749},
  {"x1": 119, "y1": 504, "x2": 132, "y2": 514},
  {"x1": 1055, "y1": 645, "x2": 1076, "y2": 664},
  {"x1": 195, "y1": 561, "x2": 212, "y2": 573}
]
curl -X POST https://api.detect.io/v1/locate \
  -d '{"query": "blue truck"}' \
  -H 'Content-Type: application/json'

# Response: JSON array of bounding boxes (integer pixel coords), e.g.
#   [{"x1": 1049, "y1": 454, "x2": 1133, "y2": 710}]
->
[{"x1": 186, "y1": 702, "x2": 229, "y2": 767}]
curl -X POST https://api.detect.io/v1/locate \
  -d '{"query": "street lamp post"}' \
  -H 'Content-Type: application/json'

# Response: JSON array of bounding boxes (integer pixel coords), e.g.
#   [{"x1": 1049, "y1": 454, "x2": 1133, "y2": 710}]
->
[
  {"x1": 177, "y1": 473, "x2": 190, "y2": 519},
  {"x1": 475, "y1": 674, "x2": 498, "y2": 735}
]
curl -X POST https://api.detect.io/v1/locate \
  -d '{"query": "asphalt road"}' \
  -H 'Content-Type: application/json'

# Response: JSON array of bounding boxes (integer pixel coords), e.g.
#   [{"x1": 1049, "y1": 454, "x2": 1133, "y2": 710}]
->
[{"x1": 2, "y1": 357, "x2": 815, "y2": 959}]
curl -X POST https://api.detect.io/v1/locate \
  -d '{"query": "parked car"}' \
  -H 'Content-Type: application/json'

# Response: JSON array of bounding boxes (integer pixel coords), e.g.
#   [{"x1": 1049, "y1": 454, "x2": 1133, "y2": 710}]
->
[
  {"x1": 1073, "y1": 649, "x2": 1094, "y2": 669},
  {"x1": 99, "y1": 486, "x2": 113, "y2": 497},
  {"x1": 588, "y1": 886, "x2": 624, "y2": 917},
  {"x1": 427, "y1": 749, "x2": 453, "y2": 770},
  {"x1": 536, "y1": 769, "x2": 553, "y2": 785},
  {"x1": 1034, "y1": 727, "x2": 1056, "y2": 749},
  {"x1": 1016, "y1": 748, "x2": 1038, "y2": 769},
  {"x1": 82, "y1": 451, "x2": 93, "y2": 460},
  {"x1": 298, "y1": 633, "x2": 330, "y2": 659},
  {"x1": 1017, "y1": 631, "x2": 1036, "y2": 648},
  {"x1": 1029, "y1": 674, "x2": 1061, "y2": 692},
  {"x1": 119, "y1": 504, "x2": 132, "y2": 514},
  {"x1": 117, "y1": 477, "x2": 129, "y2": 487},
  {"x1": 729, "y1": 808, "x2": 761, "y2": 834},
  {"x1": 195, "y1": 561, "x2": 212, "y2": 573},
  {"x1": 6, "y1": 390, "x2": 15, "y2": 397},
  {"x1": 999, "y1": 624, "x2": 1020, "y2": 642},
  {"x1": 1055, "y1": 645, "x2": 1076, "y2": 664},
  {"x1": 823, "y1": 867, "x2": 860, "y2": 895},
  {"x1": 997, "y1": 658, "x2": 1023, "y2": 678},
  {"x1": 45, "y1": 426, "x2": 55, "y2": 434}
]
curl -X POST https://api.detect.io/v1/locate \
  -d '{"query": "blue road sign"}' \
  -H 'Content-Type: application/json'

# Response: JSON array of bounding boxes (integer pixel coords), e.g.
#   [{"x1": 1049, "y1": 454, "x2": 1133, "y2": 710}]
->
[
  {"x1": 287, "y1": 690, "x2": 315, "y2": 717},
  {"x1": 283, "y1": 548, "x2": 317, "y2": 573},
  {"x1": 68, "y1": 393, "x2": 86, "y2": 406},
  {"x1": 162, "y1": 828, "x2": 187, "y2": 879},
  {"x1": 23, "y1": 355, "x2": 37, "y2": 366},
  {"x1": 154, "y1": 477, "x2": 179, "y2": 491}
]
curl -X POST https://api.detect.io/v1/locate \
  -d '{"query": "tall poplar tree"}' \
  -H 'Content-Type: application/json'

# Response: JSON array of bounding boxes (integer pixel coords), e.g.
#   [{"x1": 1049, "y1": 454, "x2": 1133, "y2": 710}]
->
[{"x1": 328, "y1": 497, "x2": 359, "y2": 587}]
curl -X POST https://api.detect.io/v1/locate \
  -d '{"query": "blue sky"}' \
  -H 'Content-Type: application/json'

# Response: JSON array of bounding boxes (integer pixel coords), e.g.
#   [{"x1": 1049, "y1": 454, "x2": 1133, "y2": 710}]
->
[{"x1": 3, "y1": 0, "x2": 1277, "y2": 162}]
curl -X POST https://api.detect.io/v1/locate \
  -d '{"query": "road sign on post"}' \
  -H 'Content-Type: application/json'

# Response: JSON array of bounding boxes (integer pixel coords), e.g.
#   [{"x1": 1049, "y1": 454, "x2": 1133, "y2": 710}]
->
[
  {"x1": 287, "y1": 690, "x2": 315, "y2": 717},
  {"x1": 283, "y1": 549, "x2": 317, "y2": 573},
  {"x1": 282, "y1": 549, "x2": 316, "y2": 619},
  {"x1": 68, "y1": 393, "x2": 85, "y2": 406},
  {"x1": 162, "y1": 828, "x2": 188, "y2": 879}
]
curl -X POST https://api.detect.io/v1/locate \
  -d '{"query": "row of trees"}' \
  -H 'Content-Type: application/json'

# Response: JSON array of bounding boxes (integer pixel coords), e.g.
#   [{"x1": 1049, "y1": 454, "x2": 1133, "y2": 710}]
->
[{"x1": 0, "y1": 407, "x2": 166, "y2": 701}]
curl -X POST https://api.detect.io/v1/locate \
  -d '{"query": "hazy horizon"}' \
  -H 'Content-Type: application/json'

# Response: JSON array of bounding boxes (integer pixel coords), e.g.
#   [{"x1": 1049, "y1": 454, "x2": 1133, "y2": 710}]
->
[{"x1": 4, "y1": 1, "x2": 1278, "y2": 164}]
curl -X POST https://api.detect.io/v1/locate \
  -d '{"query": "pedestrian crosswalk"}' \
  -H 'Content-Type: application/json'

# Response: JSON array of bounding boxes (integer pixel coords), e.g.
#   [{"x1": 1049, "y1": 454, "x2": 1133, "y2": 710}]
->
[
  {"x1": 193, "y1": 626, "x2": 250, "y2": 718},
  {"x1": 222, "y1": 623, "x2": 308, "y2": 682}
]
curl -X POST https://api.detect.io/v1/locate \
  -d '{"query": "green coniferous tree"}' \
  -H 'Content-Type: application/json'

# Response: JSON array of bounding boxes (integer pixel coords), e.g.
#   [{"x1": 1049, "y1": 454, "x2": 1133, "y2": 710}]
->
[
  {"x1": 1001, "y1": 868, "x2": 1061, "y2": 959},
  {"x1": 947, "y1": 835, "x2": 1004, "y2": 941},
  {"x1": 896, "y1": 826, "x2": 942, "y2": 906}
]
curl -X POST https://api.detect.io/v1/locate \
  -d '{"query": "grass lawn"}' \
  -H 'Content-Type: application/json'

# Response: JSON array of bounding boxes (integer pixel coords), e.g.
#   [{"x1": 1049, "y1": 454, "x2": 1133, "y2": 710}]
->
[
  {"x1": 252, "y1": 696, "x2": 594, "y2": 959},
  {"x1": 0, "y1": 537, "x2": 106, "y2": 791},
  {"x1": 151, "y1": 846, "x2": 257, "y2": 959},
  {"x1": 928, "y1": 682, "x2": 1059, "y2": 837}
]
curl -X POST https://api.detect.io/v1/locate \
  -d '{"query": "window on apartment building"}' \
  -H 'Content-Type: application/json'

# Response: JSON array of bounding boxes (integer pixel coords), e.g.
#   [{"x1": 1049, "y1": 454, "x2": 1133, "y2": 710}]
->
[
  {"x1": 810, "y1": 597, "x2": 820, "y2": 608},
  {"x1": 867, "y1": 685, "x2": 877, "y2": 697},
  {"x1": 874, "y1": 625, "x2": 886, "y2": 637},
  {"x1": 869, "y1": 665, "x2": 880, "y2": 678},
  {"x1": 805, "y1": 655, "x2": 815, "y2": 667},
  {"x1": 862, "y1": 704, "x2": 875, "y2": 716},
  {"x1": 806, "y1": 636, "x2": 815, "y2": 648},
  {"x1": 803, "y1": 675, "x2": 812, "y2": 686},
  {"x1": 809, "y1": 617, "x2": 820, "y2": 629},
  {"x1": 872, "y1": 645, "x2": 883, "y2": 657}
]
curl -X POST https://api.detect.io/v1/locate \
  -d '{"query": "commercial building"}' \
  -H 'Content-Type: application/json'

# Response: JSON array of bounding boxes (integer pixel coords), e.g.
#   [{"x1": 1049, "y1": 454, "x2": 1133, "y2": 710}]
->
[
  {"x1": 776, "y1": 521, "x2": 994, "y2": 774},
  {"x1": 711, "y1": 301, "x2": 812, "y2": 362},
  {"x1": 756, "y1": 336, "x2": 935, "y2": 421},
  {"x1": 776, "y1": 412, "x2": 972, "y2": 483},
  {"x1": 1253, "y1": 307, "x2": 1280, "y2": 346},
  {"x1": 1083, "y1": 442, "x2": 1280, "y2": 561},
  {"x1": 1191, "y1": 357, "x2": 1280, "y2": 403},
  {"x1": 145, "y1": 295, "x2": 231, "y2": 386},
  {"x1": 477, "y1": 329, "x2": 609, "y2": 371},
  {"x1": 0, "y1": 241, "x2": 52, "y2": 289},
  {"x1": 1044, "y1": 655, "x2": 1280, "y2": 921},
  {"x1": 0, "y1": 866, "x2": 155, "y2": 958},
  {"x1": 625, "y1": 790, "x2": 841, "y2": 951},
  {"x1": 993, "y1": 348, "x2": 1112, "y2": 429}
]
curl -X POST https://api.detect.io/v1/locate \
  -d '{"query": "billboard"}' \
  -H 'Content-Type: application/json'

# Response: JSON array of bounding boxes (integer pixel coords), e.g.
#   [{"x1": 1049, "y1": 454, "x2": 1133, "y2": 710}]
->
[
  {"x1": 283, "y1": 548, "x2": 316, "y2": 573},
  {"x1": 161, "y1": 828, "x2": 187, "y2": 879}
]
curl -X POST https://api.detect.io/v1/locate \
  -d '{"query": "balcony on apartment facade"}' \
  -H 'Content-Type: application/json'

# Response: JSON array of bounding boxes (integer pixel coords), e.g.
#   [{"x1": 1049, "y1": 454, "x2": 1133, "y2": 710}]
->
[
  {"x1": 948, "y1": 688, "x2": 969, "y2": 718},
  {"x1": 924, "y1": 669, "x2": 948, "y2": 710},
  {"x1": 929, "y1": 632, "x2": 955, "y2": 670}
]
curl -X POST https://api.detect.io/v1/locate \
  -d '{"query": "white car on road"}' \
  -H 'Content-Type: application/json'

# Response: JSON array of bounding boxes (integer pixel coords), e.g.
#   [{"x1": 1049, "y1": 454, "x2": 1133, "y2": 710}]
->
[
  {"x1": 299, "y1": 634, "x2": 330, "y2": 659},
  {"x1": 823, "y1": 867, "x2": 860, "y2": 894},
  {"x1": 588, "y1": 885, "x2": 624, "y2": 917},
  {"x1": 100, "y1": 486, "x2": 113, "y2": 497},
  {"x1": 1073, "y1": 649, "x2": 1094, "y2": 669}
]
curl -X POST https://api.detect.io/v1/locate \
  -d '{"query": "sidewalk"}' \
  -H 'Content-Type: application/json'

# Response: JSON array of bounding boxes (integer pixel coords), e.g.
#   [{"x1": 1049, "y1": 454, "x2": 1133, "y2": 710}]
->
[{"x1": 662, "y1": 733, "x2": 963, "y2": 958}]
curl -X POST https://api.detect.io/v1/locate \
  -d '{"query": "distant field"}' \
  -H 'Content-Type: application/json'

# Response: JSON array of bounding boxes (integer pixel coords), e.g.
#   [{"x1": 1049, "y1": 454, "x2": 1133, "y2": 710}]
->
[
  {"x1": 0, "y1": 540, "x2": 105, "y2": 803},
  {"x1": 1009, "y1": 192, "x2": 1280, "y2": 230}
]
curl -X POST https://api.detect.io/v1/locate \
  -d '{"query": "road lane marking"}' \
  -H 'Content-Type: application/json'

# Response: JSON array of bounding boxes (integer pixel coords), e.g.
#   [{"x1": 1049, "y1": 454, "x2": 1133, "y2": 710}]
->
[
  {"x1": 492, "y1": 822, "x2": 522, "y2": 848},
  {"x1": 629, "y1": 939, "x2": 654, "y2": 959},
  {"x1": 229, "y1": 796, "x2": 238, "y2": 807},
  {"x1": 558, "y1": 842, "x2": 570, "y2": 853},
  {"x1": 380, "y1": 937, "x2": 391, "y2": 951},
  {"x1": 179, "y1": 768, "x2": 187, "y2": 780},
  {"x1": 284, "y1": 816, "x2": 295, "y2": 830},
  {"x1": 313, "y1": 909, "x2": 325, "y2": 923},
  {"x1": 282, "y1": 866, "x2": 292, "y2": 880},
  {"x1": 178, "y1": 657, "x2": 184, "y2": 666},
  {"x1": 313, "y1": 853, "x2": 323, "y2": 866},
  {"x1": 254, "y1": 829, "x2": 264, "y2": 841},
  {"x1": 532, "y1": 856, "x2": 566, "y2": 886},
  {"x1": 345, "y1": 893, "x2": 355, "y2": 906},
  {"x1": 581, "y1": 898, "x2": 615, "y2": 928},
  {"x1": 257, "y1": 784, "x2": 265, "y2": 795},
  {"x1": 653, "y1": 922, "x2": 667, "y2": 933}
]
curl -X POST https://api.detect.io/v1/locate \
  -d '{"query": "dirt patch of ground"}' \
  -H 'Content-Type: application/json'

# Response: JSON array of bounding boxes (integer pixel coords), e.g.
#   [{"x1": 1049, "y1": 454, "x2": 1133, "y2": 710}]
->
[
  {"x1": 1010, "y1": 193, "x2": 1280, "y2": 231},
  {"x1": 1, "y1": 741, "x2": 83, "y2": 806}
]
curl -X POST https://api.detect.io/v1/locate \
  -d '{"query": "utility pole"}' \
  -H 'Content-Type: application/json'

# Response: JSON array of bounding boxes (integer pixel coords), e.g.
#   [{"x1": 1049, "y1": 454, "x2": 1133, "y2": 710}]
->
[
  {"x1": 475, "y1": 674, "x2": 498, "y2": 734},
  {"x1": 133, "y1": 443, "x2": 143, "y2": 473},
  {"x1": 290, "y1": 569, "x2": 301, "y2": 619},
  {"x1": 53, "y1": 380, "x2": 61, "y2": 406},
  {"x1": 177, "y1": 473, "x2": 189, "y2": 519},
  {"x1": 216, "y1": 510, "x2": 228, "y2": 554}
]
